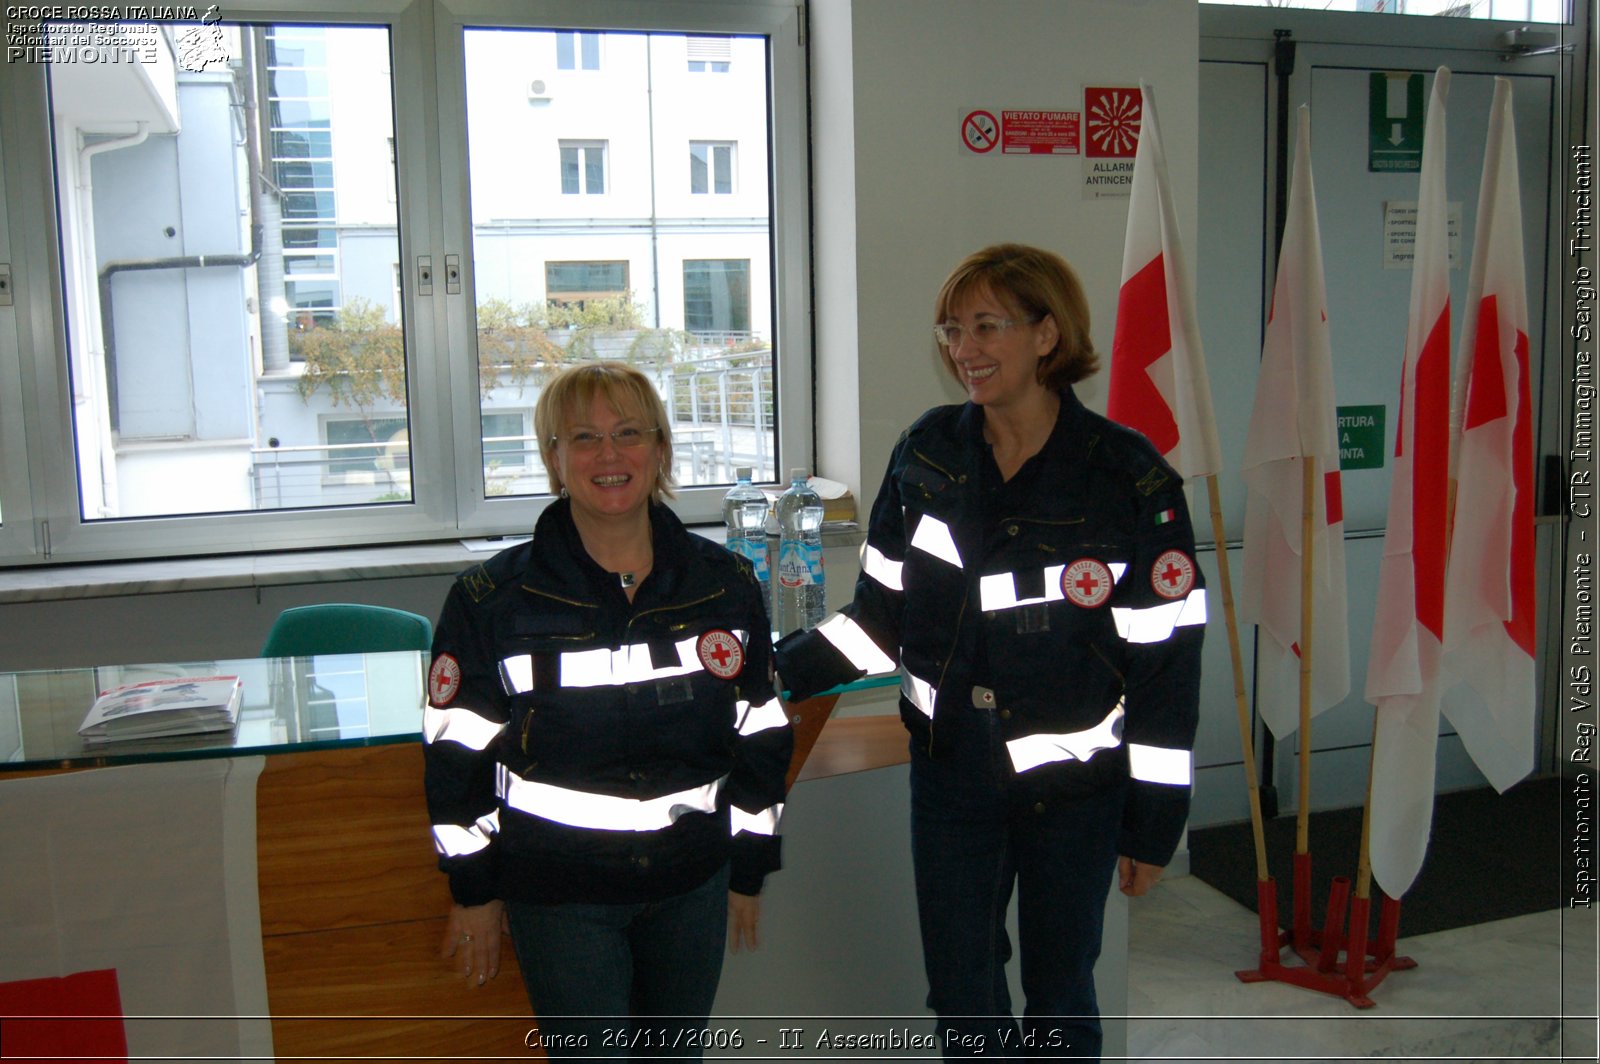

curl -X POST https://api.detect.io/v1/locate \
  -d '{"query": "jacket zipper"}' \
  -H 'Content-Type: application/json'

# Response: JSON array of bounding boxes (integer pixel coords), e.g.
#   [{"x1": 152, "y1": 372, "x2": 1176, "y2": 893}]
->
[
  {"x1": 911, "y1": 448, "x2": 960, "y2": 482},
  {"x1": 520, "y1": 585, "x2": 600, "y2": 610},
  {"x1": 626, "y1": 588, "x2": 727, "y2": 637},
  {"x1": 927, "y1": 584, "x2": 969, "y2": 758}
]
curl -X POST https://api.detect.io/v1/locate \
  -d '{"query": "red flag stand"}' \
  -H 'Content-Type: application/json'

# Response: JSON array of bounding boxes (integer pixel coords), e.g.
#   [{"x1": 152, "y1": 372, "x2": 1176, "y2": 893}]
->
[{"x1": 1236, "y1": 862, "x2": 1417, "y2": 1008}]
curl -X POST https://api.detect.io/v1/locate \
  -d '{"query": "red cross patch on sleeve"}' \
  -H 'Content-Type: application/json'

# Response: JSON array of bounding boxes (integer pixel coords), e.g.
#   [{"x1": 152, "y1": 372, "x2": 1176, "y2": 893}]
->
[
  {"x1": 428, "y1": 653, "x2": 462, "y2": 706},
  {"x1": 1151, "y1": 550, "x2": 1196, "y2": 600}
]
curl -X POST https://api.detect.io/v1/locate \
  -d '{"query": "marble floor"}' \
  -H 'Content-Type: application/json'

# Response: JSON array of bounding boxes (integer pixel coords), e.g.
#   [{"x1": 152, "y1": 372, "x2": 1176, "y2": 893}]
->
[{"x1": 1125, "y1": 875, "x2": 1598, "y2": 1063}]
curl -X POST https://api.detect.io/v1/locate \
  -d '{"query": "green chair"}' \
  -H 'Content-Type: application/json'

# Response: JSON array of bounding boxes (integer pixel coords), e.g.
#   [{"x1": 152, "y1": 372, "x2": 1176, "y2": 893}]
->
[{"x1": 260, "y1": 603, "x2": 434, "y2": 658}]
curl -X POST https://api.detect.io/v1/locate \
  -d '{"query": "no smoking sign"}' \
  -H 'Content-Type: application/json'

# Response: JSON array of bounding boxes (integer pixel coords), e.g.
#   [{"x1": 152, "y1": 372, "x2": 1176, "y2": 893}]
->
[{"x1": 962, "y1": 110, "x2": 999, "y2": 153}]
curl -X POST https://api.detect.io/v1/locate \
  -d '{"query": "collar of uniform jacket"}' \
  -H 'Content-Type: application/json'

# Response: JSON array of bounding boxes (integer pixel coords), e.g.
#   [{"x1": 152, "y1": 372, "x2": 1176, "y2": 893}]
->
[{"x1": 520, "y1": 497, "x2": 709, "y2": 610}]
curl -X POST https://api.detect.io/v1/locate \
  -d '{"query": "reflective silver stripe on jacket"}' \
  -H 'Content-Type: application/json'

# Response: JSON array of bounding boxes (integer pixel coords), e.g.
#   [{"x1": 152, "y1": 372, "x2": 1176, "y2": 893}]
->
[
  {"x1": 1128, "y1": 743, "x2": 1192, "y2": 786},
  {"x1": 431, "y1": 809, "x2": 501, "y2": 857},
  {"x1": 860, "y1": 542, "x2": 905, "y2": 591},
  {"x1": 816, "y1": 613, "x2": 898, "y2": 675},
  {"x1": 901, "y1": 668, "x2": 937, "y2": 719},
  {"x1": 497, "y1": 764, "x2": 725, "y2": 832},
  {"x1": 736, "y1": 696, "x2": 788, "y2": 736},
  {"x1": 1111, "y1": 589, "x2": 1208, "y2": 644},
  {"x1": 422, "y1": 704, "x2": 506, "y2": 752},
  {"x1": 731, "y1": 802, "x2": 784, "y2": 837},
  {"x1": 499, "y1": 634, "x2": 705, "y2": 694},
  {"x1": 1005, "y1": 702, "x2": 1125, "y2": 773},
  {"x1": 909, "y1": 513, "x2": 964, "y2": 568},
  {"x1": 978, "y1": 565, "x2": 1066, "y2": 612},
  {"x1": 979, "y1": 562, "x2": 1132, "y2": 612}
]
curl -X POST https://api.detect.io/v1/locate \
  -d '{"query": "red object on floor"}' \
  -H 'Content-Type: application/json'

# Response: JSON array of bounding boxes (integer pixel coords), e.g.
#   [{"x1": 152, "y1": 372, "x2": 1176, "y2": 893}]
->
[
  {"x1": 1235, "y1": 862, "x2": 1418, "y2": 1008},
  {"x1": 0, "y1": 969, "x2": 129, "y2": 1062}
]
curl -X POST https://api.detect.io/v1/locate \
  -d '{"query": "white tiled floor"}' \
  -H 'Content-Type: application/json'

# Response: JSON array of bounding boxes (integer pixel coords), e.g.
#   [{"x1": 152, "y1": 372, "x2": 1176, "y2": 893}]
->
[{"x1": 1125, "y1": 875, "x2": 1598, "y2": 1062}]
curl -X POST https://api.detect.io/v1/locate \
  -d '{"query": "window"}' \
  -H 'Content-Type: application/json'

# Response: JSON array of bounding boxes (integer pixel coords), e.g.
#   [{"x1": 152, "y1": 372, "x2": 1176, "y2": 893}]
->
[
  {"x1": 545, "y1": 261, "x2": 630, "y2": 304},
  {"x1": 559, "y1": 140, "x2": 607, "y2": 195},
  {"x1": 0, "y1": 1, "x2": 811, "y2": 564},
  {"x1": 1199, "y1": 0, "x2": 1569, "y2": 17},
  {"x1": 687, "y1": 36, "x2": 731, "y2": 72},
  {"x1": 689, "y1": 142, "x2": 735, "y2": 195},
  {"x1": 325, "y1": 416, "x2": 408, "y2": 486},
  {"x1": 555, "y1": 30, "x2": 601, "y2": 70},
  {"x1": 683, "y1": 260, "x2": 751, "y2": 335}
]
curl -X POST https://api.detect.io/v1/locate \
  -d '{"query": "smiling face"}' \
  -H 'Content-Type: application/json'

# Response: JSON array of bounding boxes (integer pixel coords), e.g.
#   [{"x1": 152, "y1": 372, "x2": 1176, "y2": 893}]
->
[
  {"x1": 940, "y1": 284, "x2": 1058, "y2": 411},
  {"x1": 554, "y1": 393, "x2": 662, "y2": 525}
]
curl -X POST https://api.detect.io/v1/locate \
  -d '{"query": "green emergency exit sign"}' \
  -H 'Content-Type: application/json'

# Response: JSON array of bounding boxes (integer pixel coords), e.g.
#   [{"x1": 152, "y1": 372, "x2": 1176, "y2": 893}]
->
[
  {"x1": 1369, "y1": 72, "x2": 1425, "y2": 173},
  {"x1": 1338, "y1": 405, "x2": 1385, "y2": 470}
]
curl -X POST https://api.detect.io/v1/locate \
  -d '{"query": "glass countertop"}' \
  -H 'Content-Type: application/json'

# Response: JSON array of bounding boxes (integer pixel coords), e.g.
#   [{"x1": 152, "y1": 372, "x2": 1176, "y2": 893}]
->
[
  {"x1": 0, "y1": 652, "x2": 903, "y2": 773},
  {"x1": 0, "y1": 651, "x2": 429, "y2": 772}
]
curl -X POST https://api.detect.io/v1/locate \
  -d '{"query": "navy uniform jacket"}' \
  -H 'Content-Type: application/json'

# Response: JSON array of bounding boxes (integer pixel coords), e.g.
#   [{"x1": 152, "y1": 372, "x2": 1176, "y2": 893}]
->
[
  {"x1": 424, "y1": 499, "x2": 791, "y2": 906},
  {"x1": 775, "y1": 388, "x2": 1203, "y2": 865}
]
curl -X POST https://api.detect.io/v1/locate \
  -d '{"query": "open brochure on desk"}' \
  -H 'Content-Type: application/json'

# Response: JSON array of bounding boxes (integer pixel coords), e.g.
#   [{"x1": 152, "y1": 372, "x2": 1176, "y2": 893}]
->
[{"x1": 77, "y1": 675, "x2": 244, "y2": 744}]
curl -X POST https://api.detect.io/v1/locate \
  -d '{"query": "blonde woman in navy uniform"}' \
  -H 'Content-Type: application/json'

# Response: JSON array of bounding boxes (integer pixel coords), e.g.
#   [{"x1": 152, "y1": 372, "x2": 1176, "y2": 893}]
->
[
  {"x1": 423, "y1": 362, "x2": 790, "y2": 1057},
  {"x1": 776, "y1": 244, "x2": 1203, "y2": 1061}
]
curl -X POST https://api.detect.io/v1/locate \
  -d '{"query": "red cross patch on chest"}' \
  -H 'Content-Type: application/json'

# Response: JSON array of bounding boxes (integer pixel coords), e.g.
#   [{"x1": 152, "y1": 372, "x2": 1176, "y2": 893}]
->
[
  {"x1": 1062, "y1": 558, "x2": 1114, "y2": 608},
  {"x1": 696, "y1": 629, "x2": 745, "y2": 679}
]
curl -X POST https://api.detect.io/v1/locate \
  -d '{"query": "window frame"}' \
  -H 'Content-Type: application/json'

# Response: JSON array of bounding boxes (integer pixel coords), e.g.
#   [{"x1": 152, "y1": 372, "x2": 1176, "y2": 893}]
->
[{"x1": 0, "y1": 0, "x2": 813, "y2": 565}]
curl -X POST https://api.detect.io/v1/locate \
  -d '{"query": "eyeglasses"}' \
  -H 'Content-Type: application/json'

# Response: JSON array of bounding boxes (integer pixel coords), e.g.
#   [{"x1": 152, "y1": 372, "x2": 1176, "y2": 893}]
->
[
  {"x1": 932, "y1": 317, "x2": 1039, "y2": 348},
  {"x1": 551, "y1": 426, "x2": 662, "y2": 453}
]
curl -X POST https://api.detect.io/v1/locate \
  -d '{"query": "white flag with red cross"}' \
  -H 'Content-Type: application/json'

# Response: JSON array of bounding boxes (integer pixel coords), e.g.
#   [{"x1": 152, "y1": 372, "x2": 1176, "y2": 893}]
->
[
  {"x1": 1108, "y1": 82, "x2": 1223, "y2": 481},
  {"x1": 1239, "y1": 105, "x2": 1350, "y2": 741},
  {"x1": 1366, "y1": 68, "x2": 1454, "y2": 901},
  {"x1": 1441, "y1": 77, "x2": 1537, "y2": 795}
]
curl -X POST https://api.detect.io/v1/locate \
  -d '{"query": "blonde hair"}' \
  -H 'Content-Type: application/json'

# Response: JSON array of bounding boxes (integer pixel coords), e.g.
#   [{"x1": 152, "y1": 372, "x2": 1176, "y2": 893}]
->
[
  {"x1": 535, "y1": 362, "x2": 676, "y2": 502},
  {"x1": 933, "y1": 243, "x2": 1100, "y2": 389}
]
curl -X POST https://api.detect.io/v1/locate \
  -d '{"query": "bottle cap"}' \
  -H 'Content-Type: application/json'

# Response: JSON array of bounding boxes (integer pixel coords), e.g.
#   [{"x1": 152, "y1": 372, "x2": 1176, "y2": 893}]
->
[
  {"x1": 734, "y1": 466, "x2": 753, "y2": 481},
  {"x1": 790, "y1": 468, "x2": 808, "y2": 482}
]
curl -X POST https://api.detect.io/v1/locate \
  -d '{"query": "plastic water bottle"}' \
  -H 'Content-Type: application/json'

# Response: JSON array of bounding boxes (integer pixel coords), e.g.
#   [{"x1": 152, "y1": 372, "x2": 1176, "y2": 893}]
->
[
  {"x1": 774, "y1": 468, "x2": 825, "y2": 635},
  {"x1": 722, "y1": 467, "x2": 771, "y2": 603}
]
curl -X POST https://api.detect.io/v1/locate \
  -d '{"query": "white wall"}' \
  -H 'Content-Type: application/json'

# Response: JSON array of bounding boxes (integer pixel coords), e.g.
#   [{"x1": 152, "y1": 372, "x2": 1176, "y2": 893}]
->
[{"x1": 812, "y1": 0, "x2": 1199, "y2": 497}]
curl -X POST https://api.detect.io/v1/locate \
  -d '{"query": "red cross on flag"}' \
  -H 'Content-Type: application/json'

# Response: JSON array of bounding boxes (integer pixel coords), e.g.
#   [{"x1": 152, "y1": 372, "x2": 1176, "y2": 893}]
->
[
  {"x1": 1366, "y1": 68, "x2": 1454, "y2": 900},
  {"x1": 1441, "y1": 78, "x2": 1537, "y2": 795},
  {"x1": 1239, "y1": 105, "x2": 1350, "y2": 741},
  {"x1": 1107, "y1": 82, "x2": 1223, "y2": 480}
]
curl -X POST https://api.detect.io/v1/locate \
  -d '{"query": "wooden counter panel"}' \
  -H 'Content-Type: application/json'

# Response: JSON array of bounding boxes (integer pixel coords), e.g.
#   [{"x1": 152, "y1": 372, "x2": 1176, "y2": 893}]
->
[
  {"x1": 256, "y1": 743, "x2": 447, "y2": 936},
  {"x1": 264, "y1": 916, "x2": 537, "y2": 1059},
  {"x1": 795, "y1": 714, "x2": 909, "y2": 782}
]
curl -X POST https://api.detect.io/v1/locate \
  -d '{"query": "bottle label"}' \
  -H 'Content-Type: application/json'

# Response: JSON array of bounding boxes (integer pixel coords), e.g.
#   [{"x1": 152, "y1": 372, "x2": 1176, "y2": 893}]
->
[
  {"x1": 736, "y1": 537, "x2": 770, "y2": 582},
  {"x1": 777, "y1": 540, "x2": 822, "y2": 588}
]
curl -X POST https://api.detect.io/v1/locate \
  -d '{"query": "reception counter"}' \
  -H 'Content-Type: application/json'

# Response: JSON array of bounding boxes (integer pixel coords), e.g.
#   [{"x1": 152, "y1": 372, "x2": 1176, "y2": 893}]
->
[{"x1": 0, "y1": 654, "x2": 1126, "y2": 1059}]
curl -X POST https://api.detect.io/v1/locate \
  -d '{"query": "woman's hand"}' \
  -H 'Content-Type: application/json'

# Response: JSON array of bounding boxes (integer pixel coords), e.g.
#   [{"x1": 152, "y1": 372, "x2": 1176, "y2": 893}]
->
[
  {"x1": 440, "y1": 900, "x2": 505, "y2": 986},
  {"x1": 1117, "y1": 856, "x2": 1164, "y2": 897},
  {"x1": 727, "y1": 891, "x2": 762, "y2": 953}
]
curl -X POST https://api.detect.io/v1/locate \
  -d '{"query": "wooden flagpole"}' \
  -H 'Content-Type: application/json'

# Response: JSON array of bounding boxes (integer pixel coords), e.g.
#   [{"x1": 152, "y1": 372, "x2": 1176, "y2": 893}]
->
[
  {"x1": 1292, "y1": 454, "x2": 1317, "y2": 949},
  {"x1": 1204, "y1": 474, "x2": 1269, "y2": 882}
]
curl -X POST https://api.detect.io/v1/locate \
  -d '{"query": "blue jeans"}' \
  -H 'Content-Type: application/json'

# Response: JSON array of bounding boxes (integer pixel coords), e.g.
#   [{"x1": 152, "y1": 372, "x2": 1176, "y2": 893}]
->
[
  {"x1": 506, "y1": 864, "x2": 729, "y2": 1059},
  {"x1": 910, "y1": 712, "x2": 1124, "y2": 1062}
]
